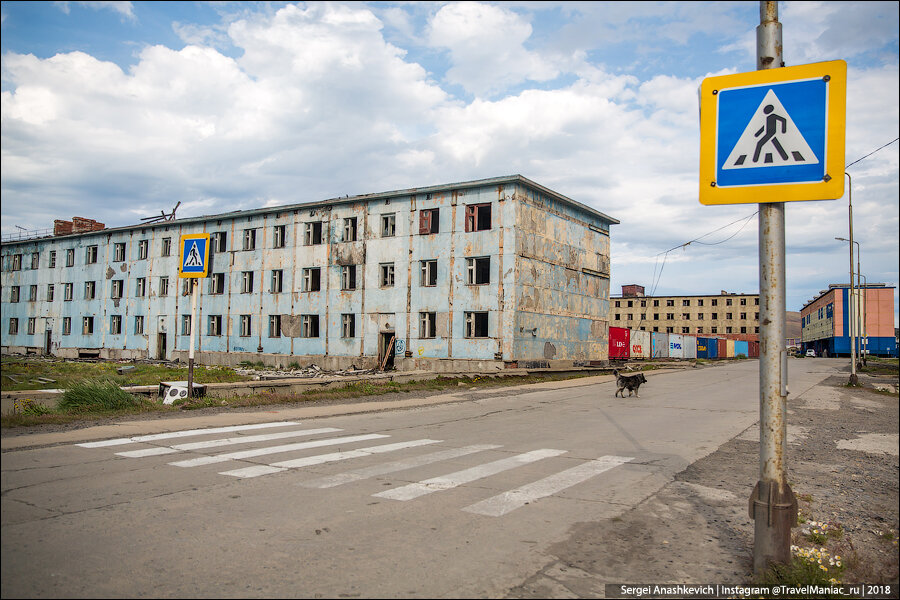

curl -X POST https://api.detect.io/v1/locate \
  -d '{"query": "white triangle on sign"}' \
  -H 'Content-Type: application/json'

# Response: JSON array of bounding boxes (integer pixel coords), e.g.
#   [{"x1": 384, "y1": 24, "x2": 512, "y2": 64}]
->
[
  {"x1": 722, "y1": 89, "x2": 819, "y2": 170},
  {"x1": 183, "y1": 242, "x2": 203, "y2": 267}
]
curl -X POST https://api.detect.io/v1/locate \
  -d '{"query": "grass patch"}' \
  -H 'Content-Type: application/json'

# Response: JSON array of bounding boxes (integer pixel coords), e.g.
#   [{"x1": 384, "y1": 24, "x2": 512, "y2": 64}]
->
[
  {"x1": 57, "y1": 380, "x2": 144, "y2": 413},
  {"x1": 1, "y1": 357, "x2": 250, "y2": 392}
]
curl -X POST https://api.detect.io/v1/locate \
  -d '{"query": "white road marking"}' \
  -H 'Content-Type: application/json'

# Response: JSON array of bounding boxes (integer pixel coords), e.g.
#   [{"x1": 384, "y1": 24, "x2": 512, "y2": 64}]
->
[
  {"x1": 76, "y1": 421, "x2": 302, "y2": 448},
  {"x1": 462, "y1": 455, "x2": 634, "y2": 517},
  {"x1": 168, "y1": 433, "x2": 389, "y2": 468},
  {"x1": 299, "y1": 444, "x2": 503, "y2": 489},
  {"x1": 115, "y1": 428, "x2": 343, "y2": 458},
  {"x1": 373, "y1": 448, "x2": 567, "y2": 501},
  {"x1": 220, "y1": 439, "x2": 443, "y2": 478}
]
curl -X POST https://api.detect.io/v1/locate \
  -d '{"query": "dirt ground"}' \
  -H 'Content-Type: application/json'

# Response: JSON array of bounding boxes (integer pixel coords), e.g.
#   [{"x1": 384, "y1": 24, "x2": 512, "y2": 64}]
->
[{"x1": 506, "y1": 372, "x2": 899, "y2": 597}]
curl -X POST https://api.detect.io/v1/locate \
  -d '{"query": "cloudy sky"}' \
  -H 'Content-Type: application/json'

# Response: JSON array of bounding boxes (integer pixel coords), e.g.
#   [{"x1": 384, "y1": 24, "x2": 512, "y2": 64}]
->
[{"x1": 1, "y1": 1, "x2": 898, "y2": 320}]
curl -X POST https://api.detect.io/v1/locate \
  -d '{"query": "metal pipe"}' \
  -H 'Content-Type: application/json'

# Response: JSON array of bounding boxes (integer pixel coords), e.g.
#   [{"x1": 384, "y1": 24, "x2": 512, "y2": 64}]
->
[{"x1": 845, "y1": 173, "x2": 858, "y2": 384}]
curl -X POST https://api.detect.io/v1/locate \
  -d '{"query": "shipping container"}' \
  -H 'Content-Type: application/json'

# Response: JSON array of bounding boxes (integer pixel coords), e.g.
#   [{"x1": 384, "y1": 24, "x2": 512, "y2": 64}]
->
[
  {"x1": 629, "y1": 329, "x2": 650, "y2": 358},
  {"x1": 708, "y1": 337, "x2": 719, "y2": 359},
  {"x1": 734, "y1": 340, "x2": 749, "y2": 357},
  {"x1": 668, "y1": 334, "x2": 685, "y2": 358},
  {"x1": 717, "y1": 338, "x2": 727, "y2": 358},
  {"x1": 725, "y1": 339, "x2": 735, "y2": 358},
  {"x1": 652, "y1": 332, "x2": 669, "y2": 358},
  {"x1": 697, "y1": 337, "x2": 711, "y2": 358},
  {"x1": 609, "y1": 327, "x2": 630, "y2": 359},
  {"x1": 683, "y1": 335, "x2": 697, "y2": 359},
  {"x1": 749, "y1": 340, "x2": 759, "y2": 357}
]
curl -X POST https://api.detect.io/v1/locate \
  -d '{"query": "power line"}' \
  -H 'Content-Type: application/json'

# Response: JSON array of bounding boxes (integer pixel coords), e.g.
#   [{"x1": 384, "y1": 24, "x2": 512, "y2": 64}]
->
[{"x1": 846, "y1": 137, "x2": 899, "y2": 170}]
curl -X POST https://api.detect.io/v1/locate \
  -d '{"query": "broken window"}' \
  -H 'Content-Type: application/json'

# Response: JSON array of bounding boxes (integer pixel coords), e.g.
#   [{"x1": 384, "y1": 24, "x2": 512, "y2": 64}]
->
[
  {"x1": 465, "y1": 311, "x2": 489, "y2": 338},
  {"x1": 301, "y1": 314, "x2": 320, "y2": 338},
  {"x1": 269, "y1": 315, "x2": 282, "y2": 338},
  {"x1": 138, "y1": 239, "x2": 149, "y2": 260},
  {"x1": 208, "y1": 315, "x2": 223, "y2": 336},
  {"x1": 465, "y1": 203, "x2": 491, "y2": 232},
  {"x1": 243, "y1": 228, "x2": 257, "y2": 251},
  {"x1": 303, "y1": 268, "x2": 321, "y2": 292},
  {"x1": 419, "y1": 208, "x2": 439, "y2": 234},
  {"x1": 343, "y1": 217, "x2": 358, "y2": 242},
  {"x1": 240, "y1": 315, "x2": 251, "y2": 337},
  {"x1": 83, "y1": 316, "x2": 94, "y2": 335},
  {"x1": 420, "y1": 312, "x2": 437, "y2": 338},
  {"x1": 420, "y1": 260, "x2": 437, "y2": 287},
  {"x1": 210, "y1": 273, "x2": 225, "y2": 295},
  {"x1": 271, "y1": 270, "x2": 283, "y2": 294},
  {"x1": 211, "y1": 232, "x2": 227, "y2": 253},
  {"x1": 380, "y1": 263, "x2": 395, "y2": 287},
  {"x1": 341, "y1": 265, "x2": 357, "y2": 291},
  {"x1": 114, "y1": 243, "x2": 126, "y2": 262},
  {"x1": 342, "y1": 314, "x2": 356, "y2": 338},
  {"x1": 241, "y1": 271, "x2": 254, "y2": 294},
  {"x1": 381, "y1": 214, "x2": 396, "y2": 237},
  {"x1": 466, "y1": 257, "x2": 490, "y2": 285},
  {"x1": 273, "y1": 225, "x2": 287, "y2": 248},
  {"x1": 304, "y1": 222, "x2": 323, "y2": 245}
]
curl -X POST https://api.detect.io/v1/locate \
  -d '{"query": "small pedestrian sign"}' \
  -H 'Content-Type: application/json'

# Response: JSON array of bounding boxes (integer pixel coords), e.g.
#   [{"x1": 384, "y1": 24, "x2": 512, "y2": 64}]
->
[
  {"x1": 699, "y1": 60, "x2": 846, "y2": 205},
  {"x1": 178, "y1": 234, "x2": 210, "y2": 278}
]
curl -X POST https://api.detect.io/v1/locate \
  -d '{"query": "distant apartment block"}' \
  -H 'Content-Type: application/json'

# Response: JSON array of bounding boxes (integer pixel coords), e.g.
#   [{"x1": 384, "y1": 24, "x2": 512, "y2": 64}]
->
[{"x1": 801, "y1": 283, "x2": 897, "y2": 357}]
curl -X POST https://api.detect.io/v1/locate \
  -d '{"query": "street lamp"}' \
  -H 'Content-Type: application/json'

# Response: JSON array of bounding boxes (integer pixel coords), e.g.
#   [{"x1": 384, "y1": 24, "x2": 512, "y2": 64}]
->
[
  {"x1": 835, "y1": 236, "x2": 861, "y2": 367},
  {"x1": 858, "y1": 273, "x2": 867, "y2": 364},
  {"x1": 839, "y1": 170, "x2": 857, "y2": 384}
]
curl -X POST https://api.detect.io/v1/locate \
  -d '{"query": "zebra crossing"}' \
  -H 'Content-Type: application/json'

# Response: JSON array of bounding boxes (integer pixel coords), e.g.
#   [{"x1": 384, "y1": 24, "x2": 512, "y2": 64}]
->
[{"x1": 76, "y1": 421, "x2": 634, "y2": 517}]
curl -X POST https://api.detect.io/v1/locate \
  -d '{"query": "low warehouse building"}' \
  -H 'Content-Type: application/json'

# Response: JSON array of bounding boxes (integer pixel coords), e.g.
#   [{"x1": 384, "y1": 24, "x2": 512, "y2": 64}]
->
[{"x1": 2, "y1": 175, "x2": 618, "y2": 371}]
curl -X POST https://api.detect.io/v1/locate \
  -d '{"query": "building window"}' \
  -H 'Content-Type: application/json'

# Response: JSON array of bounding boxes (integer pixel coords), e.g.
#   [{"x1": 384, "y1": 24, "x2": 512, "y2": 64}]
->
[
  {"x1": 755, "y1": 312, "x2": 759, "y2": 320},
  {"x1": 10, "y1": 286, "x2": 22, "y2": 302},
  {"x1": 240, "y1": 315, "x2": 251, "y2": 337},
  {"x1": 182, "y1": 279, "x2": 192, "y2": 295},
  {"x1": 626, "y1": 314, "x2": 633, "y2": 321},
  {"x1": 11, "y1": 254, "x2": 22, "y2": 271},
  {"x1": 653, "y1": 313, "x2": 659, "y2": 320},
  {"x1": 740, "y1": 312, "x2": 747, "y2": 320},
  {"x1": 381, "y1": 214, "x2": 396, "y2": 237},
  {"x1": 64, "y1": 283, "x2": 73, "y2": 301},
  {"x1": 696, "y1": 327, "x2": 704, "y2": 334},
  {"x1": 726, "y1": 312, "x2": 733, "y2": 319},
  {"x1": 209, "y1": 272, "x2": 225, "y2": 295},
  {"x1": 273, "y1": 225, "x2": 287, "y2": 248},
  {"x1": 161, "y1": 237, "x2": 172, "y2": 257},
  {"x1": 302, "y1": 268, "x2": 321, "y2": 292},
  {"x1": 66, "y1": 248, "x2": 75, "y2": 267},
  {"x1": 271, "y1": 270, "x2": 283, "y2": 293},
  {"x1": 208, "y1": 315, "x2": 223, "y2": 336},
  {"x1": 342, "y1": 314, "x2": 356, "y2": 338},
  {"x1": 136, "y1": 278, "x2": 147, "y2": 298},
  {"x1": 62, "y1": 317, "x2": 71, "y2": 336},
  {"x1": 341, "y1": 265, "x2": 357, "y2": 291},
  {"x1": 465, "y1": 203, "x2": 492, "y2": 232},
  {"x1": 26, "y1": 285, "x2": 37, "y2": 302},
  {"x1": 615, "y1": 300, "x2": 621, "y2": 308},
  {"x1": 698, "y1": 313, "x2": 704, "y2": 320},
  {"x1": 27, "y1": 317, "x2": 36, "y2": 335},
  {"x1": 740, "y1": 298, "x2": 747, "y2": 306},
  {"x1": 614, "y1": 313, "x2": 620, "y2": 320},
  {"x1": 726, "y1": 326, "x2": 733, "y2": 334},
  {"x1": 243, "y1": 228, "x2": 257, "y2": 251},
  {"x1": 85, "y1": 281, "x2": 97, "y2": 300},
  {"x1": 465, "y1": 311, "x2": 489, "y2": 338},
  {"x1": 134, "y1": 315, "x2": 145, "y2": 335},
  {"x1": 653, "y1": 299, "x2": 660, "y2": 307},
  {"x1": 712, "y1": 299, "x2": 718, "y2": 306},
  {"x1": 114, "y1": 243, "x2": 126, "y2": 262},
  {"x1": 159, "y1": 276, "x2": 169, "y2": 297},
  {"x1": 301, "y1": 314, "x2": 320, "y2": 338},
  {"x1": 49, "y1": 251, "x2": 56, "y2": 268},
  {"x1": 666, "y1": 313, "x2": 674, "y2": 320},
  {"x1": 47, "y1": 284, "x2": 55, "y2": 302},
  {"x1": 666, "y1": 327, "x2": 674, "y2": 333},
  {"x1": 726, "y1": 298, "x2": 733, "y2": 306},
  {"x1": 343, "y1": 217, "x2": 358, "y2": 242},
  {"x1": 83, "y1": 317, "x2": 94, "y2": 335},
  {"x1": 754, "y1": 298, "x2": 759, "y2": 305},
  {"x1": 138, "y1": 239, "x2": 149, "y2": 260},
  {"x1": 111, "y1": 280, "x2": 123, "y2": 299},
  {"x1": 380, "y1": 263, "x2": 395, "y2": 287},
  {"x1": 682, "y1": 313, "x2": 690, "y2": 320},
  {"x1": 741, "y1": 326, "x2": 747, "y2": 334},
  {"x1": 681, "y1": 327, "x2": 690, "y2": 334},
  {"x1": 420, "y1": 312, "x2": 437, "y2": 338},
  {"x1": 86, "y1": 245, "x2": 99, "y2": 264},
  {"x1": 181, "y1": 315, "x2": 192, "y2": 336},
  {"x1": 241, "y1": 271, "x2": 254, "y2": 294},
  {"x1": 419, "y1": 208, "x2": 439, "y2": 234},
  {"x1": 8, "y1": 318, "x2": 18, "y2": 335},
  {"x1": 269, "y1": 315, "x2": 282, "y2": 338},
  {"x1": 420, "y1": 260, "x2": 437, "y2": 287},
  {"x1": 466, "y1": 257, "x2": 490, "y2": 285},
  {"x1": 31, "y1": 252, "x2": 40, "y2": 269},
  {"x1": 666, "y1": 299, "x2": 675, "y2": 307},
  {"x1": 682, "y1": 299, "x2": 690, "y2": 306},
  {"x1": 211, "y1": 231, "x2": 227, "y2": 253},
  {"x1": 110, "y1": 315, "x2": 122, "y2": 335},
  {"x1": 304, "y1": 222, "x2": 323, "y2": 245},
  {"x1": 698, "y1": 299, "x2": 704, "y2": 306},
  {"x1": 711, "y1": 312, "x2": 718, "y2": 320}
]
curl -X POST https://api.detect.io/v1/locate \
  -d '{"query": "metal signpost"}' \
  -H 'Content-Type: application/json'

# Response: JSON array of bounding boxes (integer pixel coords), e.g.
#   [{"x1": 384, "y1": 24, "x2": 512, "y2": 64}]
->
[
  {"x1": 699, "y1": 1, "x2": 846, "y2": 573},
  {"x1": 178, "y1": 233, "x2": 210, "y2": 399}
]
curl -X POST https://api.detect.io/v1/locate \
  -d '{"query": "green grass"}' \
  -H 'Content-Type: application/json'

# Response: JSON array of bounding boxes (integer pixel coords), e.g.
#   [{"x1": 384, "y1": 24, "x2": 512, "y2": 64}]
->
[
  {"x1": 57, "y1": 380, "x2": 144, "y2": 413},
  {"x1": 1, "y1": 357, "x2": 250, "y2": 392}
]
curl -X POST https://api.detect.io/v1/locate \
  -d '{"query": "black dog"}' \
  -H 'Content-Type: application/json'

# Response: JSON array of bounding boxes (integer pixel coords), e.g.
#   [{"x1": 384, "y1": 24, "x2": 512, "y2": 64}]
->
[{"x1": 614, "y1": 369, "x2": 647, "y2": 398}]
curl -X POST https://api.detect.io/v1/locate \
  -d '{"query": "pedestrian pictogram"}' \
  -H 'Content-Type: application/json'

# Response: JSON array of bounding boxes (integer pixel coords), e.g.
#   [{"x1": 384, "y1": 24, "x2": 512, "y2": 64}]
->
[
  {"x1": 178, "y1": 234, "x2": 210, "y2": 278},
  {"x1": 723, "y1": 89, "x2": 819, "y2": 169},
  {"x1": 699, "y1": 60, "x2": 846, "y2": 205}
]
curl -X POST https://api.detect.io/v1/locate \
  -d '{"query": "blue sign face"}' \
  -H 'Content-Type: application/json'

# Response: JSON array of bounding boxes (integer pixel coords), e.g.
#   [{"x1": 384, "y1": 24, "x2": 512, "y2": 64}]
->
[
  {"x1": 181, "y1": 237, "x2": 208, "y2": 275},
  {"x1": 716, "y1": 78, "x2": 827, "y2": 188}
]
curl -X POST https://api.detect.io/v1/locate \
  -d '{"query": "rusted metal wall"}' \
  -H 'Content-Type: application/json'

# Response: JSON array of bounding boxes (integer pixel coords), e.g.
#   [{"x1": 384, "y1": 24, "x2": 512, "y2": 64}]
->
[{"x1": 512, "y1": 184, "x2": 611, "y2": 362}]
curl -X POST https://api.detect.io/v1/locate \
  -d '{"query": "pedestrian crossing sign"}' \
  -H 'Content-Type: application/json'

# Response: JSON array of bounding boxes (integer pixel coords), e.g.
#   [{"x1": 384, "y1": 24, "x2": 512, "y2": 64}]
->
[
  {"x1": 179, "y1": 233, "x2": 210, "y2": 278},
  {"x1": 699, "y1": 60, "x2": 846, "y2": 205}
]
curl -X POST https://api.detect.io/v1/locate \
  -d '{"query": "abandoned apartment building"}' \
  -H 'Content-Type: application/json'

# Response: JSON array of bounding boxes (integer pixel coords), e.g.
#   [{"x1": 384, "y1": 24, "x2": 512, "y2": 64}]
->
[{"x1": 1, "y1": 175, "x2": 618, "y2": 372}]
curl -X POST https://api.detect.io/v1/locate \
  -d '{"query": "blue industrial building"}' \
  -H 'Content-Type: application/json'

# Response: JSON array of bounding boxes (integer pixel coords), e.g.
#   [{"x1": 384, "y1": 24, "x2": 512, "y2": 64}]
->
[{"x1": 2, "y1": 176, "x2": 618, "y2": 371}]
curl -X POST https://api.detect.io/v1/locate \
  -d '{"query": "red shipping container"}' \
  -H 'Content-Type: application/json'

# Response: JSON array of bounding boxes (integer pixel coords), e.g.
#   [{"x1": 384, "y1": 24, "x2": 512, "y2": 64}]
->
[
  {"x1": 609, "y1": 327, "x2": 630, "y2": 359},
  {"x1": 750, "y1": 340, "x2": 760, "y2": 357},
  {"x1": 717, "y1": 338, "x2": 727, "y2": 358}
]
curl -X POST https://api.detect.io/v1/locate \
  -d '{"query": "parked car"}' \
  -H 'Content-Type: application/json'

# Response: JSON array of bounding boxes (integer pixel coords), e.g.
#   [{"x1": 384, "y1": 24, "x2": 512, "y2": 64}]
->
[{"x1": 805, "y1": 349, "x2": 816, "y2": 357}]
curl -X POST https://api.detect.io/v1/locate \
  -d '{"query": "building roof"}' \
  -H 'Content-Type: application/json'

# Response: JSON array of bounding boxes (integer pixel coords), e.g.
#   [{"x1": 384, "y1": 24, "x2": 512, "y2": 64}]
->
[{"x1": 2, "y1": 175, "x2": 618, "y2": 247}]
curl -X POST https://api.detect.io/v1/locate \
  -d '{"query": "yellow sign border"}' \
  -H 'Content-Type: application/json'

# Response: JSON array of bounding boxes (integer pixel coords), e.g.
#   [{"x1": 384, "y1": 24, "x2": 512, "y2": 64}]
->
[
  {"x1": 178, "y1": 233, "x2": 210, "y2": 278},
  {"x1": 699, "y1": 60, "x2": 846, "y2": 205}
]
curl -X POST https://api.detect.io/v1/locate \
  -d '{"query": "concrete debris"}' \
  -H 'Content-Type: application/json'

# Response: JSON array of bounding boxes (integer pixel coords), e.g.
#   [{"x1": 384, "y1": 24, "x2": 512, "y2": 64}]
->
[{"x1": 236, "y1": 365, "x2": 379, "y2": 380}]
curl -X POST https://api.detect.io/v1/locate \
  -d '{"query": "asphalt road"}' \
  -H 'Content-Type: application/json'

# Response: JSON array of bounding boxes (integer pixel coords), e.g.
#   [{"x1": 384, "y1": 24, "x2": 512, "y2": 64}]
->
[{"x1": 1, "y1": 359, "x2": 841, "y2": 598}]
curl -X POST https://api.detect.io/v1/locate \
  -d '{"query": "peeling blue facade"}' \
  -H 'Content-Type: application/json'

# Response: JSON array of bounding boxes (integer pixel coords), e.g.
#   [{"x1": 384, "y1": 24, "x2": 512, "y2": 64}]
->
[{"x1": 1, "y1": 176, "x2": 618, "y2": 371}]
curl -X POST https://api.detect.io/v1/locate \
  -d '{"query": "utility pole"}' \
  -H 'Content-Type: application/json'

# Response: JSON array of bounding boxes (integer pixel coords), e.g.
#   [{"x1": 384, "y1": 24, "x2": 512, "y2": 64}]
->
[
  {"x1": 846, "y1": 172, "x2": 858, "y2": 384},
  {"x1": 749, "y1": 0, "x2": 797, "y2": 574}
]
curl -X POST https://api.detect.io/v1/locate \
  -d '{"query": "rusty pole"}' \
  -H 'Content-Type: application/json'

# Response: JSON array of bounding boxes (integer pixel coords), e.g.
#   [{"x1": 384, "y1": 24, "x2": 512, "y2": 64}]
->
[
  {"x1": 750, "y1": 0, "x2": 797, "y2": 574},
  {"x1": 188, "y1": 278, "x2": 197, "y2": 398},
  {"x1": 846, "y1": 173, "x2": 858, "y2": 383}
]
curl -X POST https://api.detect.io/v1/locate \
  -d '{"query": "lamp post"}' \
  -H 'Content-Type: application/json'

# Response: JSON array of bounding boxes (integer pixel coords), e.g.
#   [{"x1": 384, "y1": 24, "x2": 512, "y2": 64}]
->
[
  {"x1": 836, "y1": 235, "x2": 861, "y2": 374},
  {"x1": 840, "y1": 171, "x2": 858, "y2": 385},
  {"x1": 858, "y1": 273, "x2": 867, "y2": 364}
]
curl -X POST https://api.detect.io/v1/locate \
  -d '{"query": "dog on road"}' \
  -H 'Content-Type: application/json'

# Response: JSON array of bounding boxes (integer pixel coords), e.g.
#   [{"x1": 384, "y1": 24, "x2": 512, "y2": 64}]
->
[{"x1": 614, "y1": 369, "x2": 647, "y2": 398}]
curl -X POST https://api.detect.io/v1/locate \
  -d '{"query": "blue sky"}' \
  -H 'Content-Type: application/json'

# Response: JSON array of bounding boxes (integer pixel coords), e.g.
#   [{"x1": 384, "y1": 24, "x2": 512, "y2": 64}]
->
[{"x1": 2, "y1": 1, "x2": 898, "y2": 321}]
